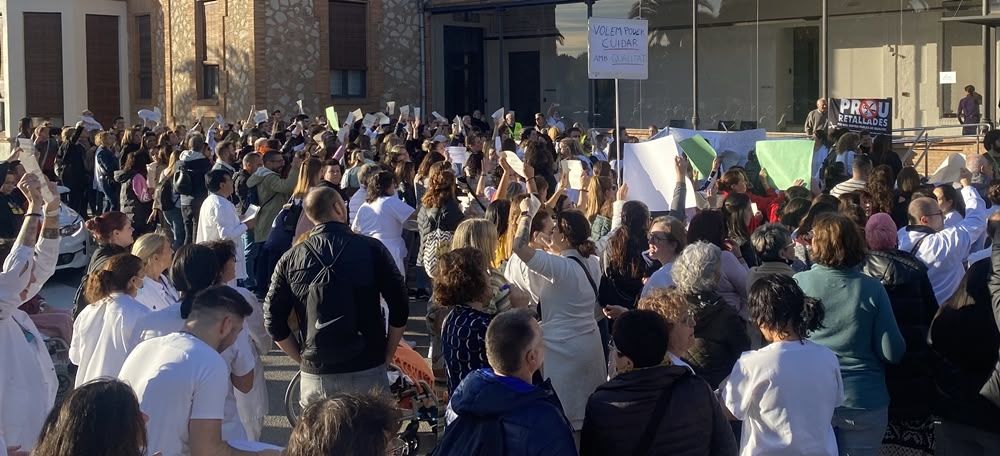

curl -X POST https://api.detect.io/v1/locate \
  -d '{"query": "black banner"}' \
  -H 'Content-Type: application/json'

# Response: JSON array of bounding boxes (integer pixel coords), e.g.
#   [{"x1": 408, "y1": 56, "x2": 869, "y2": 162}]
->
[{"x1": 828, "y1": 98, "x2": 893, "y2": 135}]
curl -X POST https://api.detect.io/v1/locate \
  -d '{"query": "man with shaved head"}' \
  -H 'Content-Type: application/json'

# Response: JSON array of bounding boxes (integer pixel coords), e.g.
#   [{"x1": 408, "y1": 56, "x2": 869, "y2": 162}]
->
[
  {"x1": 898, "y1": 172, "x2": 987, "y2": 303},
  {"x1": 966, "y1": 153, "x2": 994, "y2": 203},
  {"x1": 263, "y1": 186, "x2": 409, "y2": 406}
]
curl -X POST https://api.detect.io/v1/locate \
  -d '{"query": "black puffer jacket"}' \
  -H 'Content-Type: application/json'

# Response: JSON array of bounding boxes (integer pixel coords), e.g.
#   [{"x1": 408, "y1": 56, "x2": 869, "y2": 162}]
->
[
  {"x1": 930, "y1": 254, "x2": 1000, "y2": 433},
  {"x1": 581, "y1": 364, "x2": 738, "y2": 456},
  {"x1": 862, "y1": 249, "x2": 940, "y2": 419},
  {"x1": 682, "y1": 292, "x2": 750, "y2": 389}
]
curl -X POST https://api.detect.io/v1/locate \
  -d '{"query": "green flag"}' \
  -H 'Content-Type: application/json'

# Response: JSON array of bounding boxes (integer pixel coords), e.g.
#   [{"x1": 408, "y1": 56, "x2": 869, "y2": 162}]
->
[
  {"x1": 754, "y1": 139, "x2": 814, "y2": 190},
  {"x1": 678, "y1": 135, "x2": 717, "y2": 179}
]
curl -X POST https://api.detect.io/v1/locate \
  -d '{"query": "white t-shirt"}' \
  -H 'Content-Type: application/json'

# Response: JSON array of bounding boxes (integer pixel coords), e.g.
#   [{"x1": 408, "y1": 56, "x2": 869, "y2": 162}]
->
[
  {"x1": 69, "y1": 293, "x2": 151, "y2": 387},
  {"x1": 348, "y1": 186, "x2": 368, "y2": 223},
  {"x1": 133, "y1": 302, "x2": 261, "y2": 441},
  {"x1": 119, "y1": 332, "x2": 229, "y2": 456},
  {"x1": 352, "y1": 195, "x2": 414, "y2": 242},
  {"x1": 134, "y1": 274, "x2": 179, "y2": 311},
  {"x1": 719, "y1": 340, "x2": 844, "y2": 456}
]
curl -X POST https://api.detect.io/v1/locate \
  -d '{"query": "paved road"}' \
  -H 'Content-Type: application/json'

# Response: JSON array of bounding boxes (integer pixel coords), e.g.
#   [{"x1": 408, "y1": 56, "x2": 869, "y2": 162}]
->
[{"x1": 39, "y1": 266, "x2": 435, "y2": 451}]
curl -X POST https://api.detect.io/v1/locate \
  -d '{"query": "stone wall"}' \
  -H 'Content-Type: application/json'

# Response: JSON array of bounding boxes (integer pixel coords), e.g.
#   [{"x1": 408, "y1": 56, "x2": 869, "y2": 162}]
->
[
  {"x1": 262, "y1": 0, "x2": 322, "y2": 117},
  {"x1": 225, "y1": 0, "x2": 255, "y2": 120},
  {"x1": 379, "y1": 0, "x2": 422, "y2": 108},
  {"x1": 166, "y1": 0, "x2": 197, "y2": 125}
]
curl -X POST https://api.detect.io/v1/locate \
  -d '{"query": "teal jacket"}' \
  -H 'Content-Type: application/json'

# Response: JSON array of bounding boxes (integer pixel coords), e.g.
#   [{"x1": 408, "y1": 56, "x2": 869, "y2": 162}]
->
[{"x1": 794, "y1": 264, "x2": 906, "y2": 409}]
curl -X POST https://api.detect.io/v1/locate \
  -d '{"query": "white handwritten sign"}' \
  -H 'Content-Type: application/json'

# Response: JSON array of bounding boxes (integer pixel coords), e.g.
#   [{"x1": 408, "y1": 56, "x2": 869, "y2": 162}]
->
[{"x1": 588, "y1": 17, "x2": 648, "y2": 80}]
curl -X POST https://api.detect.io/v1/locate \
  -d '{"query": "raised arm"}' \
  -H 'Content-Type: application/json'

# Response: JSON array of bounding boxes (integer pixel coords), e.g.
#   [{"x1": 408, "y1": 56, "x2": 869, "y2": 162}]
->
[
  {"x1": 668, "y1": 156, "x2": 688, "y2": 221},
  {"x1": 512, "y1": 195, "x2": 543, "y2": 264}
]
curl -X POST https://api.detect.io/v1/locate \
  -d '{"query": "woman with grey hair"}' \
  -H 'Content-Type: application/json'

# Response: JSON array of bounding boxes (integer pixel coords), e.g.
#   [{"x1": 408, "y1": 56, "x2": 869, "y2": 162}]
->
[
  {"x1": 746, "y1": 223, "x2": 797, "y2": 290},
  {"x1": 672, "y1": 241, "x2": 751, "y2": 388}
]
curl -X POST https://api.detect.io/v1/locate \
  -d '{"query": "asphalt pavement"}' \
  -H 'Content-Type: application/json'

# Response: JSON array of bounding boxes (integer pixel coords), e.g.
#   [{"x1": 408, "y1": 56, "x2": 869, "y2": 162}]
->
[{"x1": 39, "y1": 266, "x2": 435, "y2": 451}]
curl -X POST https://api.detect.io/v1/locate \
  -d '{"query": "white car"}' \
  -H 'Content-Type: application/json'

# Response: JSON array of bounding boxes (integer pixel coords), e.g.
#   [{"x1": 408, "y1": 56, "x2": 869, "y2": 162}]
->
[
  {"x1": 55, "y1": 204, "x2": 88, "y2": 270},
  {"x1": 53, "y1": 185, "x2": 89, "y2": 270}
]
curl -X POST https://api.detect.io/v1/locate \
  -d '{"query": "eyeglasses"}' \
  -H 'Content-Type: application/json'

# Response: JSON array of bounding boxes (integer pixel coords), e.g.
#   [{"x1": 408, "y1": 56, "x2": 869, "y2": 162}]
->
[
  {"x1": 924, "y1": 211, "x2": 943, "y2": 218},
  {"x1": 648, "y1": 233, "x2": 671, "y2": 244}
]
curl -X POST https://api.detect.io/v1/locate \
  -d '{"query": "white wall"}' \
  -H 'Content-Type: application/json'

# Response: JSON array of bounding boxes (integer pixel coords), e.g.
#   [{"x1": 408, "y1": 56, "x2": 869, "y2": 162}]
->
[{"x1": 1, "y1": 0, "x2": 129, "y2": 133}]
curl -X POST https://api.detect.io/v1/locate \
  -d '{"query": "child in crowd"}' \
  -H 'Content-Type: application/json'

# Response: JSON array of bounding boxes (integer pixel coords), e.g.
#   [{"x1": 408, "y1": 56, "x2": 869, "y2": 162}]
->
[{"x1": 719, "y1": 274, "x2": 844, "y2": 456}]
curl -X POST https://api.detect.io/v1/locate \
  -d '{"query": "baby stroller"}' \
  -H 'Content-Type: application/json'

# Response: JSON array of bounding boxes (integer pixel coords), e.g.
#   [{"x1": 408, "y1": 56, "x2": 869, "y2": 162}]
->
[
  {"x1": 22, "y1": 295, "x2": 75, "y2": 404},
  {"x1": 284, "y1": 342, "x2": 441, "y2": 453}
]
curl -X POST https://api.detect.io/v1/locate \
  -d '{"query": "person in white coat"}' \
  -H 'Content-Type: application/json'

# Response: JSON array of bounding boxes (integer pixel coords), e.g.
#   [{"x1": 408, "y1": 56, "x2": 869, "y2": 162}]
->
[
  {"x1": 507, "y1": 198, "x2": 606, "y2": 432},
  {"x1": 197, "y1": 169, "x2": 255, "y2": 283},
  {"x1": 131, "y1": 233, "x2": 178, "y2": 311},
  {"x1": 204, "y1": 239, "x2": 272, "y2": 440},
  {"x1": 898, "y1": 172, "x2": 987, "y2": 304},
  {"x1": 0, "y1": 173, "x2": 60, "y2": 452},
  {"x1": 70, "y1": 253, "x2": 150, "y2": 387},
  {"x1": 352, "y1": 170, "x2": 416, "y2": 276}
]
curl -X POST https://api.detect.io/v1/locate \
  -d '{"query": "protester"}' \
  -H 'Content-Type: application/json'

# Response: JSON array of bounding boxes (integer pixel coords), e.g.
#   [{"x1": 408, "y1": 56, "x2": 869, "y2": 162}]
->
[
  {"x1": 353, "y1": 170, "x2": 415, "y2": 275},
  {"x1": 0, "y1": 174, "x2": 60, "y2": 452},
  {"x1": 32, "y1": 379, "x2": 147, "y2": 456},
  {"x1": 284, "y1": 393, "x2": 405, "y2": 456},
  {"x1": 0, "y1": 170, "x2": 25, "y2": 238},
  {"x1": 435, "y1": 308, "x2": 577, "y2": 455},
  {"x1": 131, "y1": 233, "x2": 179, "y2": 311},
  {"x1": 55, "y1": 123, "x2": 89, "y2": 217},
  {"x1": 197, "y1": 169, "x2": 255, "y2": 284},
  {"x1": 805, "y1": 98, "x2": 828, "y2": 137},
  {"x1": 75, "y1": 211, "x2": 135, "y2": 317},
  {"x1": 636, "y1": 289, "x2": 698, "y2": 370},
  {"x1": 930, "y1": 213, "x2": 1000, "y2": 455},
  {"x1": 792, "y1": 196, "x2": 839, "y2": 271},
  {"x1": 417, "y1": 163, "x2": 464, "y2": 279},
  {"x1": 860, "y1": 213, "x2": 939, "y2": 455},
  {"x1": 965, "y1": 153, "x2": 994, "y2": 202},
  {"x1": 830, "y1": 154, "x2": 872, "y2": 198},
  {"x1": 933, "y1": 184, "x2": 966, "y2": 229},
  {"x1": 348, "y1": 163, "x2": 381, "y2": 223},
  {"x1": 582, "y1": 309, "x2": 737, "y2": 456},
  {"x1": 116, "y1": 149, "x2": 155, "y2": 236},
  {"x1": 600, "y1": 200, "x2": 652, "y2": 316},
  {"x1": 833, "y1": 132, "x2": 860, "y2": 178},
  {"x1": 794, "y1": 213, "x2": 905, "y2": 455},
  {"x1": 721, "y1": 193, "x2": 761, "y2": 267},
  {"x1": 584, "y1": 176, "x2": 615, "y2": 240},
  {"x1": 719, "y1": 275, "x2": 842, "y2": 456},
  {"x1": 174, "y1": 132, "x2": 212, "y2": 244},
  {"x1": 70, "y1": 253, "x2": 149, "y2": 386},
  {"x1": 451, "y1": 218, "x2": 518, "y2": 313},
  {"x1": 640, "y1": 216, "x2": 687, "y2": 296},
  {"x1": 435, "y1": 248, "x2": 494, "y2": 395},
  {"x1": 247, "y1": 150, "x2": 302, "y2": 262},
  {"x1": 671, "y1": 241, "x2": 750, "y2": 388},
  {"x1": 745, "y1": 223, "x2": 796, "y2": 289},
  {"x1": 264, "y1": 187, "x2": 409, "y2": 404},
  {"x1": 507, "y1": 199, "x2": 606, "y2": 432},
  {"x1": 203, "y1": 239, "x2": 271, "y2": 440},
  {"x1": 94, "y1": 131, "x2": 120, "y2": 213},
  {"x1": 687, "y1": 210, "x2": 750, "y2": 318},
  {"x1": 120, "y1": 286, "x2": 278, "y2": 456},
  {"x1": 898, "y1": 172, "x2": 986, "y2": 303}
]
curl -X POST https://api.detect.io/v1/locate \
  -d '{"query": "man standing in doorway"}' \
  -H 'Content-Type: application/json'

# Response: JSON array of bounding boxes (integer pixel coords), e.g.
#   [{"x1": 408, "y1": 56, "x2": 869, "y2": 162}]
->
[
  {"x1": 958, "y1": 85, "x2": 982, "y2": 136},
  {"x1": 804, "y1": 98, "x2": 828, "y2": 138}
]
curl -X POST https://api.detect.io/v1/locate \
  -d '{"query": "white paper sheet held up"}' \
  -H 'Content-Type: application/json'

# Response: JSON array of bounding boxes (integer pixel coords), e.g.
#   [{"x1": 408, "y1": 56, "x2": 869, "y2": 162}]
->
[
  {"x1": 446, "y1": 146, "x2": 469, "y2": 165},
  {"x1": 19, "y1": 152, "x2": 58, "y2": 203},
  {"x1": 241, "y1": 204, "x2": 260, "y2": 223},
  {"x1": 622, "y1": 136, "x2": 699, "y2": 212},
  {"x1": 386, "y1": 101, "x2": 396, "y2": 115},
  {"x1": 501, "y1": 151, "x2": 527, "y2": 179},
  {"x1": 928, "y1": 153, "x2": 966, "y2": 184}
]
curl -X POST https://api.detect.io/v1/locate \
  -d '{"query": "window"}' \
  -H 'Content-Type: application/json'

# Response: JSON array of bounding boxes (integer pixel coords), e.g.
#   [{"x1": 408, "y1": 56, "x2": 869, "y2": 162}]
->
[
  {"x1": 203, "y1": 64, "x2": 219, "y2": 99},
  {"x1": 329, "y1": 1, "x2": 367, "y2": 98},
  {"x1": 136, "y1": 15, "x2": 152, "y2": 99},
  {"x1": 24, "y1": 13, "x2": 64, "y2": 118},
  {"x1": 196, "y1": 1, "x2": 221, "y2": 100},
  {"x1": 330, "y1": 70, "x2": 365, "y2": 97}
]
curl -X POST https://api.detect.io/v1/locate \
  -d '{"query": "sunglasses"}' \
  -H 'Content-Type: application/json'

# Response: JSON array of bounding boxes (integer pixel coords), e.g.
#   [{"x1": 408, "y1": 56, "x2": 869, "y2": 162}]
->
[{"x1": 648, "y1": 233, "x2": 672, "y2": 244}]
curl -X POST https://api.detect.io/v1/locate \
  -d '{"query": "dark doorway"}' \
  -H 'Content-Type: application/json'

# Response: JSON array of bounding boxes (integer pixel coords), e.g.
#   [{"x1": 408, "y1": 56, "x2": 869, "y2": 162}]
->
[
  {"x1": 792, "y1": 26, "x2": 819, "y2": 124},
  {"x1": 444, "y1": 26, "x2": 484, "y2": 119},
  {"x1": 24, "y1": 13, "x2": 64, "y2": 120},
  {"x1": 508, "y1": 51, "x2": 540, "y2": 126},
  {"x1": 86, "y1": 15, "x2": 121, "y2": 127}
]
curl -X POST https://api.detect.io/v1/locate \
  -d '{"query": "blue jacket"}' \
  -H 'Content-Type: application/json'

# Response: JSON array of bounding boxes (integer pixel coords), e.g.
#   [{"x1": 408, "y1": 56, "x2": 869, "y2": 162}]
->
[{"x1": 432, "y1": 369, "x2": 577, "y2": 456}]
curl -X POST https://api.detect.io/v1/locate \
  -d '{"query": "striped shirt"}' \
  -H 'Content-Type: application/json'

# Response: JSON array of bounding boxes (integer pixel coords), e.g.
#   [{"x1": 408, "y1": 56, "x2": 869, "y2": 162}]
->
[{"x1": 830, "y1": 179, "x2": 867, "y2": 198}]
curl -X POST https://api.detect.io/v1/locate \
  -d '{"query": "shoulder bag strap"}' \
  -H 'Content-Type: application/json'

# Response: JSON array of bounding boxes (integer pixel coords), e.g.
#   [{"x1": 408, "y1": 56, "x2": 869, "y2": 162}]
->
[
  {"x1": 909, "y1": 233, "x2": 930, "y2": 256},
  {"x1": 633, "y1": 381, "x2": 677, "y2": 455},
  {"x1": 302, "y1": 236, "x2": 351, "y2": 271},
  {"x1": 567, "y1": 256, "x2": 599, "y2": 301}
]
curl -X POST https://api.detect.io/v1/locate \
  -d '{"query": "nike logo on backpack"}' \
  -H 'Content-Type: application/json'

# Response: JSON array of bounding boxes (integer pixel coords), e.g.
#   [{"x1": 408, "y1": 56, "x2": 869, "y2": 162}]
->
[{"x1": 315, "y1": 315, "x2": 344, "y2": 331}]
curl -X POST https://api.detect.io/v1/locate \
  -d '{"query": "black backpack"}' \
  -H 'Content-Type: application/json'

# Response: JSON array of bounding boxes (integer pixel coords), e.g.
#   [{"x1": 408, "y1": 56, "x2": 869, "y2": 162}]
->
[
  {"x1": 173, "y1": 162, "x2": 196, "y2": 196},
  {"x1": 155, "y1": 176, "x2": 177, "y2": 211},
  {"x1": 297, "y1": 238, "x2": 367, "y2": 365}
]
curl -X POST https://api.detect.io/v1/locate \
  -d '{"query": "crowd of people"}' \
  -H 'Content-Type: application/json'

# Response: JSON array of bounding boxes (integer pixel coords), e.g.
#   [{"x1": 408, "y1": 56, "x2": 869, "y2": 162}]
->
[{"x1": 2, "y1": 102, "x2": 1000, "y2": 456}]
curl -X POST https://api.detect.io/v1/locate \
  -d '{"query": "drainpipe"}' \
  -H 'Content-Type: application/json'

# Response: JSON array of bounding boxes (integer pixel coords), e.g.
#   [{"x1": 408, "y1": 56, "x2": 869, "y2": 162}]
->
[
  {"x1": 821, "y1": 0, "x2": 828, "y2": 102},
  {"x1": 419, "y1": 3, "x2": 427, "y2": 117},
  {"x1": 984, "y1": 0, "x2": 993, "y2": 129},
  {"x1": 691, "y1": 0, "x2": 699, "y2": 130}
]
